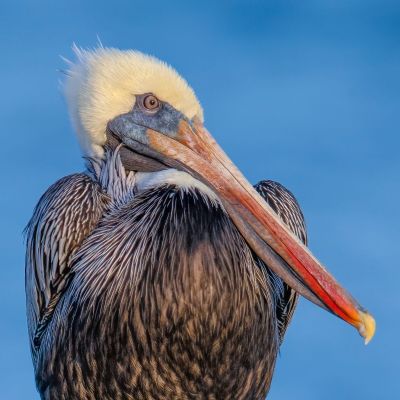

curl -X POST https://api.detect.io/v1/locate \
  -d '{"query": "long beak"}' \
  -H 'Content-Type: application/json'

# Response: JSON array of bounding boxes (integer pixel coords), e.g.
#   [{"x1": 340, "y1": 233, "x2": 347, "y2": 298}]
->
[{"x1": 141, "y1": 117, "x2": 375, "y2": 344}]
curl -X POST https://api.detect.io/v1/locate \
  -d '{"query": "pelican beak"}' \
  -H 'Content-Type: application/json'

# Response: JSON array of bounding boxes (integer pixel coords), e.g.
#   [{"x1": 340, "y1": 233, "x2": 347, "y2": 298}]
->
[
  {"x1": 145, "y1": 117, "x2": 375, "y2": 344},
  {"x1": 108, "y1": 112, "x2": 375, "y2": 344}
]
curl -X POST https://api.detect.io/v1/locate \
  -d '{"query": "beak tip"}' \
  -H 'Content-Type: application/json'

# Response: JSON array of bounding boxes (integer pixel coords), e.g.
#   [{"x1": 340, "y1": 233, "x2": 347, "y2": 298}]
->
[{"x1": 358, "y1": 311, "x2": 376, "y2": 345}]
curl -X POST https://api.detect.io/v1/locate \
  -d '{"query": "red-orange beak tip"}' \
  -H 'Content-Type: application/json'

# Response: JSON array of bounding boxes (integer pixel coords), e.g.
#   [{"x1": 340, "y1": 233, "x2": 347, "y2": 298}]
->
[{"x1": 358, "y1": 311, "x2": 376, "y2": 345}]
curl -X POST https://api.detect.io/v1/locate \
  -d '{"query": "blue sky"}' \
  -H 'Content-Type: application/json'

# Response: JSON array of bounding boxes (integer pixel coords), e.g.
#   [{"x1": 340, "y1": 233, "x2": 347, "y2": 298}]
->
[{"x1": 1, "y1": 1, "x2": 399, "y2": 398}]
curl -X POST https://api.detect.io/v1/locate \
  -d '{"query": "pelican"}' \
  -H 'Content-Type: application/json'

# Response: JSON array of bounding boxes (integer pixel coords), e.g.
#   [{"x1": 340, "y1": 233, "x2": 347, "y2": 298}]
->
[{"x1": 25, "y1": 47, "x2": 375, "y2": 399}]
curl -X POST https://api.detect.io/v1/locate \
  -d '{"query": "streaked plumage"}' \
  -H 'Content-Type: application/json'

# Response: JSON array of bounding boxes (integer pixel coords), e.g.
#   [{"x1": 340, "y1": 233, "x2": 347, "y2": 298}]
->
[
  {"x1": 26, "y1": 146, "x2": 306, "y2": 398},
  {"x1": 25, "y1": 47, "x2": 374, "y2": 399}
]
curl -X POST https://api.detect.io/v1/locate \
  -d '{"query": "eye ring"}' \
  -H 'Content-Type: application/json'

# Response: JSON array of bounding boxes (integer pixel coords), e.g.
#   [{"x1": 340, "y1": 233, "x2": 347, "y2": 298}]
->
[{"x1": 141, "y1": 94, "x2": 161, "y2": 112}]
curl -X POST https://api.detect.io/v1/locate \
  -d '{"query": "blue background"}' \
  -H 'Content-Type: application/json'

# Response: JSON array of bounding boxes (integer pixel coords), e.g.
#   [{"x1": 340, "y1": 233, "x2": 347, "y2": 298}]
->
[{"x1": 1, "y1": 1, "x2": 399, "y2": 398}]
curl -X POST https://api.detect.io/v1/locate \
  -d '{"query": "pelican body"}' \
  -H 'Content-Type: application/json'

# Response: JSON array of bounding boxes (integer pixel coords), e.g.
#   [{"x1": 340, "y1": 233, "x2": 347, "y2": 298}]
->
[{"x1": 25, "y1": 48, "x2": 374, "y2": 399}]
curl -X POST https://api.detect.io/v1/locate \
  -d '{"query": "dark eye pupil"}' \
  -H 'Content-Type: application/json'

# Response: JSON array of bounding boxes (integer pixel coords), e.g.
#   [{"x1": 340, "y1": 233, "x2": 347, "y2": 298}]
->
[{"x1": 143, "y1": 95, "x2": 159, "y2": 111}]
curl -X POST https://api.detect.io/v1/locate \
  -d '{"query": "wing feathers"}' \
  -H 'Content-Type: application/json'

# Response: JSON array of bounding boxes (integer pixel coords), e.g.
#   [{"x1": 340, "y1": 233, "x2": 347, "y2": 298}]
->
[
  {"x1": 254, "y1": 180, "x2": 307, "y2": 342},
  {"x1": 25, "y1": 173, "x2": 109, "y2": 353}
]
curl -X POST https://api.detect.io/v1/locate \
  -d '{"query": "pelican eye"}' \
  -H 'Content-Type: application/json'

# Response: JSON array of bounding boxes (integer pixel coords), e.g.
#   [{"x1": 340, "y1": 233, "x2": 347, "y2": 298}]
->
[{"x1": 141, "y1": 94, "x2": 161, "y2": 112}]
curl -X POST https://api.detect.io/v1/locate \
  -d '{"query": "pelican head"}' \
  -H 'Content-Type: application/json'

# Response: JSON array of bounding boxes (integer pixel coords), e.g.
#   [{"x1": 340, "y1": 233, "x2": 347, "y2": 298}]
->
[
  {"x1": 64, "y1": 46, "x2": 203, "y2": 158},
  {"x1": 64, "y1": 46, "x2": 375, "y2": 343}
]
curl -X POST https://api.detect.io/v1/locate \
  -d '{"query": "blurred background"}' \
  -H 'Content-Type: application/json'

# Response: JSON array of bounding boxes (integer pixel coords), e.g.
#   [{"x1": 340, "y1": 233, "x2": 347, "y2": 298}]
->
[{"x1": 1, "y1": 0, "x2": 399, "y2": 398}]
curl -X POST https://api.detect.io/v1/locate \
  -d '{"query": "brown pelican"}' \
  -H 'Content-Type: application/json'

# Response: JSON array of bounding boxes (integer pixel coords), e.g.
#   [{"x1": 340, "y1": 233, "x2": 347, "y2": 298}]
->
[{"x1": 25, "y1": 47, "x2": 375, "y2": 399}]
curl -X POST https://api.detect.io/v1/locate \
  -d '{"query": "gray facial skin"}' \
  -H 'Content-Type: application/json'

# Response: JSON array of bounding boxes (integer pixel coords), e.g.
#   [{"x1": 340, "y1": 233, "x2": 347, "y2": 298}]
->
[{"x1": 107, "y1": 94, "x2": 190, "y2": 172}]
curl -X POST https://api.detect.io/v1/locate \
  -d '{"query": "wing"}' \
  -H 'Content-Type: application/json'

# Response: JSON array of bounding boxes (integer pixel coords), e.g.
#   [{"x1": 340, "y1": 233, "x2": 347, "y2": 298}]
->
[
  {"x1": 25, "y1": 173, "x2": 109, "y2": 356},
  {"x1": 254, "y1": 180, "x2": 307, "y2": 343}
]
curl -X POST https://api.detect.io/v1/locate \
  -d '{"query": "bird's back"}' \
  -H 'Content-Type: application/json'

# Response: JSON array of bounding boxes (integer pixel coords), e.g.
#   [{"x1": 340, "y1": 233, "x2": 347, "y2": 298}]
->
[
  {"x1": 26, "y1": 150, "x2": 306, "y2": 399},
  {"x1": 35, "y1": 187, "x2": 277, "y2": 399}
]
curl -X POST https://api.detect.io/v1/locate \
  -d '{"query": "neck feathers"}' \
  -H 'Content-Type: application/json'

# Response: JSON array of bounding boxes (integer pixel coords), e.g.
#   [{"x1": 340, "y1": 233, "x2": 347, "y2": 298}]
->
[{"x1": 87, "y1": 146, "x2": 221, "y2": 208}]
